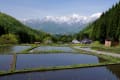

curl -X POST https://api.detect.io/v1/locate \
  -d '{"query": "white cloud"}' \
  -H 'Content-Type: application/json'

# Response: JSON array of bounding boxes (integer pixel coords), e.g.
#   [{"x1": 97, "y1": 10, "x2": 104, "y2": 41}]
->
[
  {"x1": 43, "y1": 13, "x2": 102, "y2": 24},
  {"x1": 23, "y1": 12, "x2": 102, "y2": 25}
]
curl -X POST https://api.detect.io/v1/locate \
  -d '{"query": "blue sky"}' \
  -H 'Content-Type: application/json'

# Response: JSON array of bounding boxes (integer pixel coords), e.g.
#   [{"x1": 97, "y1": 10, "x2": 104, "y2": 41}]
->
[{"x1": 0, "y1": 0, "x2": 119, "y2": 20}]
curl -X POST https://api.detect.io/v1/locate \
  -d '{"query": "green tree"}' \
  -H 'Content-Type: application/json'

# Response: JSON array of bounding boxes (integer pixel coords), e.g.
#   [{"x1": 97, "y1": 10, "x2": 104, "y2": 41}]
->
[
  {"x1": 0, "y1": 12, "x2": 51, "y2": 44},
  {"x1": 77, "y1": 1, "x2": 120, "y2": 43},
  {"x1": 0, "y1": 34, "x2": 18, "y2": 44}
]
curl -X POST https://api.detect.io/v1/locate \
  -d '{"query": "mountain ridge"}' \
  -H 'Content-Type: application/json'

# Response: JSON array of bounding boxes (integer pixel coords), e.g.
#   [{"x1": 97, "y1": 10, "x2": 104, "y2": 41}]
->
[
  {"x1": 22, "y1": 13, "x2": 102, "y2": 34},
  {"x1": 0, "y1": 12, "x2": 48, "y2": 43}
]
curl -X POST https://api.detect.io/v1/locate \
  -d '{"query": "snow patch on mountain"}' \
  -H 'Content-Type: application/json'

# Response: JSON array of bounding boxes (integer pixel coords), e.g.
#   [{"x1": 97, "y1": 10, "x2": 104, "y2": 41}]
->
[
  {"x1": 42, "y1": 13, "x2": 102, "y2": 24},
  {"x1": 22, "y1": 13, "x2": 102, "y2": 34},
  {"x1": 23, "y1": 13, "x2": 102, "y2": 24}
]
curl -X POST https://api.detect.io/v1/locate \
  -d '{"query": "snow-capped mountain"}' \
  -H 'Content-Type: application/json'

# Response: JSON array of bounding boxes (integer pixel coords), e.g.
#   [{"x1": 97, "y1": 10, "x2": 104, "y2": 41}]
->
[{"x1": 22, "y1": 13, "x2": 102, "y2": 34}]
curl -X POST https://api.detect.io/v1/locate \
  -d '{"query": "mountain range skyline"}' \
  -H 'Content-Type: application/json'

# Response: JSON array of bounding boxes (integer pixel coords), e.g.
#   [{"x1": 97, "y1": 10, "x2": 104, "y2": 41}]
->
[
  {"x1": 22, "y1": 13, "x2": 102, "y2": 24},
  {"x1": 22, "y1": 13, "x2": 101, "y2": 34}
]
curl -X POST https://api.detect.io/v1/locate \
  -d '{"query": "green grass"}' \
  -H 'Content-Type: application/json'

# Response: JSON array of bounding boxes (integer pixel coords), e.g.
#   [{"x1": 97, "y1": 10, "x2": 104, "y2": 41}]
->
[
  {"x1": 70, "y1": 41, "x2": 120, "y2": 54},
  {"x1": 91, "y1": 46, "x2": 120, "y2": 54},
  {"x1": 89, "y1": 41, "x2": 120, "y2": 54},
  {"x1": 22, "y1": 43, "x2": 68, "y2": 47},
  {"x1": 70, "y1": 44, "x2": 90, "y2": 47},
  {"x1": 30, "y1": 50, "x2": 65, "y2": 53},
  {"x1": 0, "y1": 44, "x2": 16, "y2": 47},
  {"x1": 0, "y1": 61, "x2": 120, "y2": 76},
  {"x1": 71, "y1": 46, "x2": 120, "y2": 62},
  {"x1": 0, "y1": 71, "x2": 6, "y2": 74},
  {"x1": 21, "y1": 45, "x2": 40, "y2": 53}
]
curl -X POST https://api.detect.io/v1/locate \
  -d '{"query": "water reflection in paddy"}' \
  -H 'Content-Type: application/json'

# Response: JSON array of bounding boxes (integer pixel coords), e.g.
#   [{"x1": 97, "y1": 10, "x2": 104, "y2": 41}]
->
[
  {"x1": 16, "y1": 53, "x2": 105, "y2": 70},
  {"x1": 1, "y1": 65, "x2": 120, "y2": 80},
  {"x1": 31, "y1": 46, "x2": 75, "y2": 52},
  {"x1": 0, "y1": 55, "x2": 12, "y2": 71},
  {"x1": 0, "y1": 46, "x2": 31, "y2": 54}
]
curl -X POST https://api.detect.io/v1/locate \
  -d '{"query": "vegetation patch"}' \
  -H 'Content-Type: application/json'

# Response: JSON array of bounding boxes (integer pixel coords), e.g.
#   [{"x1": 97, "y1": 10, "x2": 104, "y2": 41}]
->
[
  {"x1": 92, "y1": 46, "x2": 120, "y2": 54},
  {"x1": 76, "y1": 2, "x2": 120, "y2": 44},
  {"x1": 21, "y1": 45, "x2": 40, "y2": 53},
  {"x1": 29, "y1": 50, "x2": 66, "y2": 53},
  {"x1": 70, "y1": 44, "x2": 90, "y2": 47},
  {"x1": 71, "y1": 46, "x2": 120, "y2": 62},
  {"x1": 0, "y1": 62, "x2": 120, "y2": 76}
]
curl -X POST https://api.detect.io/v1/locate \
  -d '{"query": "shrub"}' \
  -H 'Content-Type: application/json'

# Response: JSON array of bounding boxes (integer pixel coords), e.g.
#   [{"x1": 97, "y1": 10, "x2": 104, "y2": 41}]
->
[
  {"x1": 90, "y1": 41, "x2": 102, "y2": 47},
  {"x1": 0, "y1": 34, "x2": 18, "y2": 44}
]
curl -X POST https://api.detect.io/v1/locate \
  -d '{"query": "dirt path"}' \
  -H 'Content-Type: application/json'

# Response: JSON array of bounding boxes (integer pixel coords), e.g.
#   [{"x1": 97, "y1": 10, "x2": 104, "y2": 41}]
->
[{"x1": 74, "y1": 46, "x2": 120, "y2": 58}]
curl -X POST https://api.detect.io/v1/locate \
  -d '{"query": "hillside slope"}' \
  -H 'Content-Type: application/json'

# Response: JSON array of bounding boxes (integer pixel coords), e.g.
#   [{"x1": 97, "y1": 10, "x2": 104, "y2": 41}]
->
[
  {"x1": 77, "y1": 2, "x2": 120, "y2": 43},
  {"x1": 0, "y1": 12, "x2": 47, "y2": 43}
]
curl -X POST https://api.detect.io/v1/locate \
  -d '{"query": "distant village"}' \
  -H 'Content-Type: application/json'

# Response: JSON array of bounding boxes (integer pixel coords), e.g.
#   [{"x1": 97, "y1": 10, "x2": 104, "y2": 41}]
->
[{"x1": 72, "y1": 38, "x2": 92, "y2": 44}]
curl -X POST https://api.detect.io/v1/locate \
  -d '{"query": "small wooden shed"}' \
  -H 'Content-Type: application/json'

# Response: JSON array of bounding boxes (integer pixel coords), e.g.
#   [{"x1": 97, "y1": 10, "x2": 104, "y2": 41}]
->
[{"x1": 105, "y1": 40, "x2": 111, "y2": 47}]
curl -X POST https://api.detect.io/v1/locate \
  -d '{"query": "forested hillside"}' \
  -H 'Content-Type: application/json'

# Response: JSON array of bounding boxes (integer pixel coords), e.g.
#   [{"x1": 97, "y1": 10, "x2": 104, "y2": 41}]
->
[
  {"x1": 77, "y1": 2, "x2": 120, "y2": 43},
  {"x1": 0, "y1": 12, "x2": 49, "y2": 44}
]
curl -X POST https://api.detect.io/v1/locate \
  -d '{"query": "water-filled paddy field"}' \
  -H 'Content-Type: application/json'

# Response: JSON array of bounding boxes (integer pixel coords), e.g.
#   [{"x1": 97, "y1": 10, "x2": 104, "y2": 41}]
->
[
  {"x1": 0, "y1": 53, "x2": 105, "y2": 71},
  {"x1": 0, "y1": 45, "x2": 120, "y2": 80},
  {"x1": 0, "y1": 46, "x2": 31, "y2": 54},
  {"x1": 30, "y1": 46, "x2": 75, "y2": 52}
]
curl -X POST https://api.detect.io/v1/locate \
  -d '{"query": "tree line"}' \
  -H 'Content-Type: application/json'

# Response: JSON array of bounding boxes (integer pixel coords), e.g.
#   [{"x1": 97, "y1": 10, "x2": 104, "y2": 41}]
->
[
  {"x1": 0, "y1": 12, "x2": 51, "y2": 44},
  {"x1": 76, "y1": 1, "x2": 120, "y2": 43}
]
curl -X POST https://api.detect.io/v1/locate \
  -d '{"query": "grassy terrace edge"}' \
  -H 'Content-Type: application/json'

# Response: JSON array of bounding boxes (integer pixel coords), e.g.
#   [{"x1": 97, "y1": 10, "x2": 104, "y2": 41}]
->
[
  {"x1": 21, "y1": 50, "x2": 76, "y2": 54},
  {"x1": 0, "y1": 62, "x2": 120, "y2": 76},
  {"x1": 91, "y1": 46, "x2": 120, "y2": 54}
]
